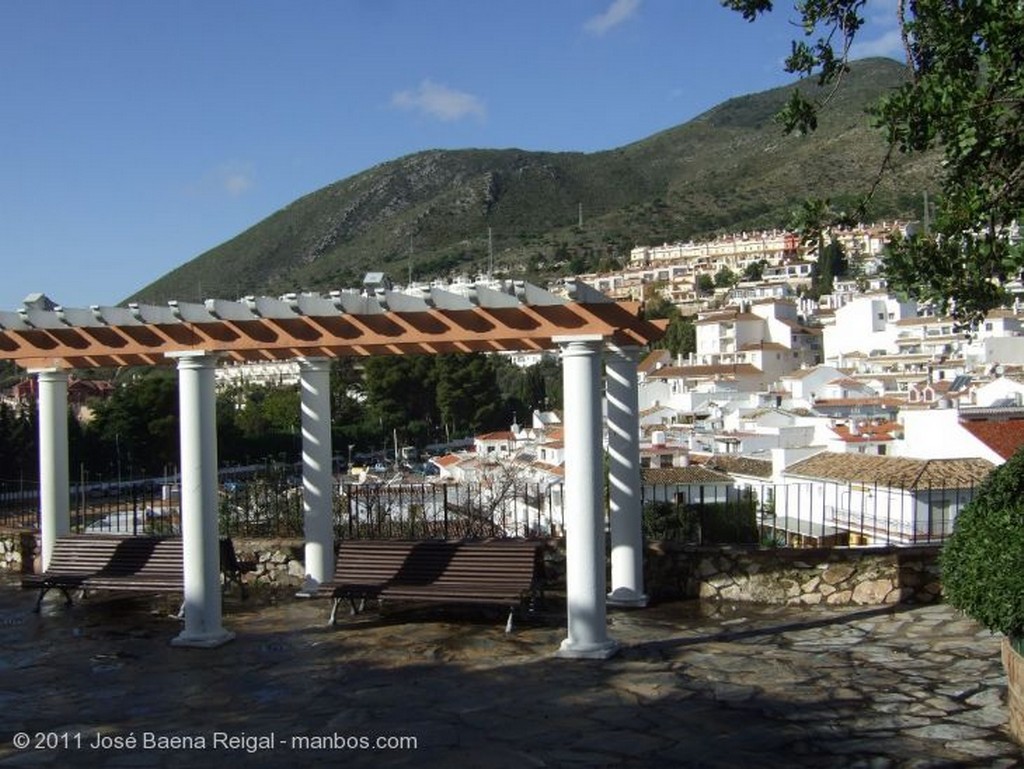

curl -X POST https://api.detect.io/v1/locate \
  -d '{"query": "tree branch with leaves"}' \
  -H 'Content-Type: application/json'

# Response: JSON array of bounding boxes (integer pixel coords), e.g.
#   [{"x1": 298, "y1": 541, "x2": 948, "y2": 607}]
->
[{"x1": 724, "y1": 0, "x2": 1024, "y2": 327}]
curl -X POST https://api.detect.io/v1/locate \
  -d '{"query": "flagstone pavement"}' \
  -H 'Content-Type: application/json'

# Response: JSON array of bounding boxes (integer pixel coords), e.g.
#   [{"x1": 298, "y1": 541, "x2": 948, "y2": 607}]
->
[{"x1": 1, "y1": 573, "x2": 1021, "y2": 768}]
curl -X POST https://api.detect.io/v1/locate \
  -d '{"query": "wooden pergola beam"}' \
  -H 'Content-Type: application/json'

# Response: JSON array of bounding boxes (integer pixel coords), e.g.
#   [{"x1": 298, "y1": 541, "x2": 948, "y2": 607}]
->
[{"x1": 0, "y1": 282, "x2": 664, "y2": 370}]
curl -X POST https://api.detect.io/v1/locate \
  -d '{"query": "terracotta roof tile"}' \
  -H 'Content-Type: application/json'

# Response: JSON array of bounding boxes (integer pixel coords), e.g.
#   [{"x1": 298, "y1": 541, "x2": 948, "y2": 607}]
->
[
  {"x1": 738, "y1": 341, "x2": 790, "y2": 352},
  {"x1": 702, "y1": 455, "x2": 773, "y2": 479},
  {"x1": 649, "y1": 363, "x2": 763, "y2": 379},
  {"x1": 959, "y1": 418, "x2": 1024, "y2": 460},
  {"x1": 642, "y1": 466, "x2": 733, "y2": 485},
  {"x1": 476, "y1": 431, "x2": 516, "y2": 441},
  {"x1": 638, "y1": 349, "x2": 672, "y2": 374},
  {"x1": 783, "y1": 452, "x2": 993, "y2": 488}
]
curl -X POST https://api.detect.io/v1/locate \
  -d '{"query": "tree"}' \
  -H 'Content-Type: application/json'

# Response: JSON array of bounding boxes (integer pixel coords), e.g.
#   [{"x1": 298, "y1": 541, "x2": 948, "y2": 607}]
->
[
  {"x1": 660, "y1": 316, "x2": 697, "y2": 358},
  {"x1": 642, "y1": 292, "x2": 696, "y2": 358},
  {"x1": 88, "y1": 372, "x2": 179, "y2": 477},
  {"x1": 696, "y1": 273, "x2": 716, "y2": 295},
  {"x1": 742, "y1": 259, "x2": 768, "y2": 282},
  {"x1": 714, "y1": 266, "x2": 738, "y2": 288},
  {"x1": 724, "y1": 0, "x2": 1024, "y2": 327}
]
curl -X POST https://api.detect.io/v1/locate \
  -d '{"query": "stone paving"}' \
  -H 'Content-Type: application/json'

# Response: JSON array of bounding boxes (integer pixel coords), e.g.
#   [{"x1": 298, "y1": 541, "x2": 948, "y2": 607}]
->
[{"x1": 1, "y1": 573, "x2": 1022, "y2": 768}]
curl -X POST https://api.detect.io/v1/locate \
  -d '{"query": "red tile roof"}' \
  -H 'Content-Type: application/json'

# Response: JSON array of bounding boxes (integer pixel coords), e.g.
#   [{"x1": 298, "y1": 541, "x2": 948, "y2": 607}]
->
[
  {"x1": 649, "y1": 363, "x2": 763, "y2": 379},
  {"x1": 784, "y1": 452, "x2": 993, "y2": 487},
  {"x1": 959, "y1": 418, "x2": 1024, "y2": 460},
  {"x1": 476, "y1": 431, "x2": 516, "y2": 442},
  {"x1": 433, "y1": 454, "x2": 464, "y2": 467}
]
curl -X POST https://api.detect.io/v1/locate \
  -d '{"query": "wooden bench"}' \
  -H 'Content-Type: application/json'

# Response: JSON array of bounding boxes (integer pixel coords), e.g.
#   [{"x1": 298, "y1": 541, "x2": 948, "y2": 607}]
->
[
  {"x1": 22, "y1": 534, "x2": 248, "y2": 611},
  {"x1": 318, "y1": 539, "x2": 546, "y2": 631}
]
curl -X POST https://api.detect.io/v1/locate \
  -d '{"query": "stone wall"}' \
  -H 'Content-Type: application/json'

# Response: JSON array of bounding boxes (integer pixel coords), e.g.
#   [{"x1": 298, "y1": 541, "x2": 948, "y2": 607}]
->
[
  {"x1": 645, "y1": 542, "x2": 943, "y2": 605},
  {"x1": 3, "y1": 531, "x2": 943, "y2": 607},
  {"x1": 231, "y1": 537, "x2": 306, "y2": 587},
  {"x1": 0, "y1": 532, "x2": 308, "y2": 587},
  {"x1": 0, "y1": 532, "x2": 30, "y2": 573}
]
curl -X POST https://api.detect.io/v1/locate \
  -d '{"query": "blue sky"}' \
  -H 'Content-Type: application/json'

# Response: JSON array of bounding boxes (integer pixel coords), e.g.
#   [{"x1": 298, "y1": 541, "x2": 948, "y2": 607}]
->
[{"x1": 0, "y1": 0, "x2": 904, "y2": 311}]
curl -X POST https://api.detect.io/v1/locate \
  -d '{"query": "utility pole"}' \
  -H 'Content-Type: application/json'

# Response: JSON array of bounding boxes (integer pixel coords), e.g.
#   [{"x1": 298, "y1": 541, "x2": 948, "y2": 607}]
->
[
  {"x1": 488, "y1": 227, "x2": 494, "y2": 281},
  {"x1": 408, "y1": 235, "x2": 414, "y2": 285}
]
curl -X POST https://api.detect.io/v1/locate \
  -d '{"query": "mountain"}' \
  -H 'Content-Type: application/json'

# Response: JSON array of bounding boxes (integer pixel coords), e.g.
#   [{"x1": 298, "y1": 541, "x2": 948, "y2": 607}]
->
[{"x1": 131, "y1": 58, "x2": 936, "y2": 304}]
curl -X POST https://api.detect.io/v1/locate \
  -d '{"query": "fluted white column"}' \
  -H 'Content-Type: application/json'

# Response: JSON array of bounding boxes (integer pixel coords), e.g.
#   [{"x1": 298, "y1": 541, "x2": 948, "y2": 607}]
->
[
  {"x1": 298, "y1": 357, "x2": 334, "y2": 594},
  {"x1": 555, "y1": 335, "x2": 618, "y2": 659},
  {"x1": 35, "y1": 369, "x2": 70, "y2": 570},
  {"x1": 170, "y1": 352, "x2": 234, "y2": 648},
  {"x1": 606, "y1": 344, "x2": 648, "y2": 607}
]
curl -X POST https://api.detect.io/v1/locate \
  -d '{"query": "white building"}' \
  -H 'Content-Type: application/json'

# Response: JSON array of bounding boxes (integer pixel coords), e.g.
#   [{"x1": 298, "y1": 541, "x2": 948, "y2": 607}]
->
[{"x1": 822, "y1": 294, "x2": 918, "y2": 364}]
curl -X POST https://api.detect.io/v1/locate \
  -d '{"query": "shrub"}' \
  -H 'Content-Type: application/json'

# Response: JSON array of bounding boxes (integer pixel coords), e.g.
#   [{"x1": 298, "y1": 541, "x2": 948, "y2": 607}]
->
[{"x1": 941, "y1": 447, "x2": 1024, "y2": 645}]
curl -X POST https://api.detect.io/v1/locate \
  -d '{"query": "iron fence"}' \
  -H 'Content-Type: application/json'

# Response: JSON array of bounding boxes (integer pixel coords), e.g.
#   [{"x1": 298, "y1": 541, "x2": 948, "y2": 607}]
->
[
  {"x1": 0, "y1": 479, "x2": 39, "y2": 530},
  {"x1": 2, "y1": 473, "x2": 981, "y2": 549},
  {"x1": 641, "y1": 479, "x2": 979, "y2": 547}
]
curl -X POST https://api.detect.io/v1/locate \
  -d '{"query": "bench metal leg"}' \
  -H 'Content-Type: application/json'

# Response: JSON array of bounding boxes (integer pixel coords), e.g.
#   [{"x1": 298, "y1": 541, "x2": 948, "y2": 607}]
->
[
  {"x1": 328, "y1": 598, "x2": 342, "y2": 627},
  {"x1": 505, "y1": 607, "x2": 515, "y2": 634},
  {"x1": 34, "y1": 586, "x2": 74, "y2": 613}
]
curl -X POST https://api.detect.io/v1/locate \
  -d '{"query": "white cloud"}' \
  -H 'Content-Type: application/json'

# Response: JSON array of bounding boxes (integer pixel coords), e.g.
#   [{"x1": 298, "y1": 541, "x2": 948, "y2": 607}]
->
[
  {"x1": 851, "y1": 27, "x2": 905, "y2": 60},
  {"x1": 851, "y1": 0, "x2": 905, "y2": 60},
  {"x1": 187, "y1": 163, "x2": 255, "y2": 199},
  {"x1": 391, "y1": 79, "x2": 486, "y2": 122},
  {"x1": 222, "y1": 170, "x2": 253, "y2": 197},
  {"x1": 584, "y1": 0, "x2": 640, "y2": 36}
]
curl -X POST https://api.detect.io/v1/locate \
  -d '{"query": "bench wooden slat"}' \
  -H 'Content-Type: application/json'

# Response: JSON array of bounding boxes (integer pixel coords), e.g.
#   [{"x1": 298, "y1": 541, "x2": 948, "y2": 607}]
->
[
  {"x1": 23, "y1": 534, "x2": 248, "y2": 610},
  {"x1": 318, "y1": 539, "x2": 546, "y2": 629}
]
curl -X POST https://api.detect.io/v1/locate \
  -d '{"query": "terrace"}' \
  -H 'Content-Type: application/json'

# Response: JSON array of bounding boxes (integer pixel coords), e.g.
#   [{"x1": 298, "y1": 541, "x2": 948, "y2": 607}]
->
[{"x1": 0, "y1": 572, "x2": 1018, "y2": 767}]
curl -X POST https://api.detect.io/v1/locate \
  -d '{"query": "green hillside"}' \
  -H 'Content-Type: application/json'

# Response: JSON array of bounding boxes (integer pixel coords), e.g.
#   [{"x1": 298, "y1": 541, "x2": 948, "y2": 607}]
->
[{"x1": 131, "y1": 58, "x2": 936, "y2": 304}]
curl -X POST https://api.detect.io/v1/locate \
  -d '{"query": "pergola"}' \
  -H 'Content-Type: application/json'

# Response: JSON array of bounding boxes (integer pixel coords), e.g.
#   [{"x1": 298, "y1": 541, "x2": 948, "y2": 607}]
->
[{"x1": 0, "y1": 279, "x2": 664, "y2": 658}]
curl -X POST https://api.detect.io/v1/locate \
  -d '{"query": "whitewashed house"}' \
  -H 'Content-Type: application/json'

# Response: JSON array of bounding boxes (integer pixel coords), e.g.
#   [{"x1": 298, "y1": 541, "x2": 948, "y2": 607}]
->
[{"x1": 775, "y1": 452, "x2": 992, "y2": 545}]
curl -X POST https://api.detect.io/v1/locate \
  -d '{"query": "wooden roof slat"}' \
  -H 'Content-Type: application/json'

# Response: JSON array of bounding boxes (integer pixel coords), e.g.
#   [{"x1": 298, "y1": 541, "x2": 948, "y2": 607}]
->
[
  {"x1": 23, "y1": 308, "x2": 68, "y2": 329},
  {"x1": 0, "y1": 311, "x2": 32, "y2": 331},
  {"x1": 253, "y1": 296, "x2": 299, "y2": 319},
  {"x1": 475, "y1": 285, "x2": 521, "y2": 309},
  {"x1": 56, "y1": 307, "x2": 105, "y2": 328},
  {"x1": 518, "y1": 281, "x2": 567, "y2": 306},
  {"x1": 383, "y1": 291, "x2": 431, "y2": 313},
  {"x1": 206, "y1": 299, "x2": 259, "y2": 322},
  {"x1": 134, "y1": 304, "x2": 179, "y2": 325},
  {"x1": 429, "y1": 287, "x2": 475, "y2": 311},
  {"x1": 96, "y1": 306, "x2": 141, "y2": 326},
  {"x1": 169, "y1": 301, "x2": 217, "y2": 324},
  {"x1": 0, "y1": 280, "x2": 664, "y2": 370},
  {"x1": 336, "y1": 291, "x2": 384, "y2": 315},
  {"x1": 295, "y1": 293, "x2": 342, "y2": 317}
]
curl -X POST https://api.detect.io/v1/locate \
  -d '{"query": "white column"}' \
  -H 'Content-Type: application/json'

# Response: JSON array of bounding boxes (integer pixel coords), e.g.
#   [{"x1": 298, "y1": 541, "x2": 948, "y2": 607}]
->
[
  {"x1": 298, "y1": 357, "x2": 334, "y2": 594},
  {"x1": 555, "y1": 335, "x2": 618, "y2": 659},
  {"x1": 35, "y1": 369, "x2": 70, "y2": 570},
  {"x1": 606, "y1": 344, "x2": 648, "y2": 607},
  {"x1": 170, "y1": 352, "x2": 234, "y2": 648}
]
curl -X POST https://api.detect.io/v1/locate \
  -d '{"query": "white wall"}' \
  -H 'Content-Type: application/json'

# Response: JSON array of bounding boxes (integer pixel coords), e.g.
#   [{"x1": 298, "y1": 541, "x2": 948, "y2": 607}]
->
[{"x1": 896, "y1": 408, "x2": 1003, "y2": 463}]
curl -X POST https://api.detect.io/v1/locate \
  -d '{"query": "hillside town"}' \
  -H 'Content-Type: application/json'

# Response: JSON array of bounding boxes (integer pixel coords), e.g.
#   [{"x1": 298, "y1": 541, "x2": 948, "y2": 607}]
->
[
  {"x1": 5, "y1": 219, "x2": 1024, "y2": 548},
  {"x1": 414, "y1": 219, "x2": 1024, "y2": 546}
]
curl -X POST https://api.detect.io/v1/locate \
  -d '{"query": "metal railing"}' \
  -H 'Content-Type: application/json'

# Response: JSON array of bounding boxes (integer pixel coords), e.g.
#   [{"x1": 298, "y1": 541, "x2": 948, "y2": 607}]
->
[
  {"x1": 642, "y1": 479, "x2": 977, "y2": 547},
  {"x1": 2, "y1": 474, "x2": 979, "y2": 548}
]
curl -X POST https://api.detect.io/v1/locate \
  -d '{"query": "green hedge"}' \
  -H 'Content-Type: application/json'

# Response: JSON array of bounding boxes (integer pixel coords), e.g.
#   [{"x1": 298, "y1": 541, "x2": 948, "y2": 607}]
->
[{"x1": 941, "y1": 447, "x2": 1024, "y2": 643}]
